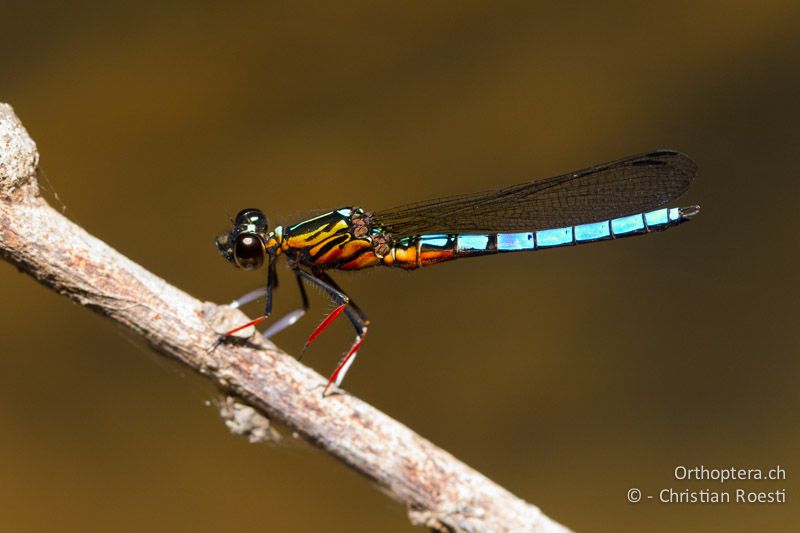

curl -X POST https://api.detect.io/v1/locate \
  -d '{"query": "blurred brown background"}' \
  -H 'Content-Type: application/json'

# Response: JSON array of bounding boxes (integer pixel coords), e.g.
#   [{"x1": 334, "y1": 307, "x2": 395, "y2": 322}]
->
[{"x1": 1, "y1": 1, "x2": 798, "y2": 532}]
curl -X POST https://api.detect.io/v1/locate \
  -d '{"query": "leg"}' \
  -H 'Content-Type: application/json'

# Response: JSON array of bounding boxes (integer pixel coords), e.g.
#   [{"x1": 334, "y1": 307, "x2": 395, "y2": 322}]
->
[
  {"x1": 227, "y1": 267, "x2": 312, "y2": 339},
  {"x1": 261, "y1": 269, "x2": 310, "y2": 339},
  {"x1": 225, "y1": 258, "x2": 277, "y2": 336},
  {"x1": 324, "y1": 328, "x2": 367, "y2": 395},
  {"x1": 312, "y1": 267, "x2": 369, "y2": 325},
  {"x1": 229, "y1": 287, "x2": 266, "y2": 309},
  {"x1": 295, "y1": 269, "x2": 368, "y2": 345},
  {"x1": 296, "y1": 269, "x2": 369, "y2": 395},
  {"x1": 311, "y1": 269, "x2": 371, "y2": 393}
]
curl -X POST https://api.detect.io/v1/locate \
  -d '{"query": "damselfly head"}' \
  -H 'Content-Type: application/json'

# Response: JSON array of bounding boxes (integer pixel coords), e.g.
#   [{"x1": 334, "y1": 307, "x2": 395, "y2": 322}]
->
[{"x1": 216, "y1": 208, "x2": 269, "y2": 270}]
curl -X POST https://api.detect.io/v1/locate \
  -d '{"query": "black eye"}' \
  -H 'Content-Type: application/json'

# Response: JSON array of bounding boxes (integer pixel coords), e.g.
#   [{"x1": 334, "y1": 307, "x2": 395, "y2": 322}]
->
[
  {"x1": 235, "y1": 209, "x2": 268, "y2": 230},
  {"x1": 233, "y1": 233, "x2": 265, "y2": 270}
]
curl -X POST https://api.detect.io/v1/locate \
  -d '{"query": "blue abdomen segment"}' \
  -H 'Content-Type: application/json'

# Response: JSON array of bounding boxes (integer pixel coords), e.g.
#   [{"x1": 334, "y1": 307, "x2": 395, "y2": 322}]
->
[
  {"x1": 389, "y1": 206, "x2": 698, "y2": 268},
  {"x1": 510, "y1": 206, "x2": 696, "y2": 251},
  {"x1": 464, "y1": 206, "x2": 698, "y2": 254}
]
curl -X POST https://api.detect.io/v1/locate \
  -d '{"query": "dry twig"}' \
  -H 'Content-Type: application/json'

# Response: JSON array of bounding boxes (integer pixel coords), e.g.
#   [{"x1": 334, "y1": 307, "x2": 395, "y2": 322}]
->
[{"x1": 0, "y1": 103, "x2": 570, "y2": 533}]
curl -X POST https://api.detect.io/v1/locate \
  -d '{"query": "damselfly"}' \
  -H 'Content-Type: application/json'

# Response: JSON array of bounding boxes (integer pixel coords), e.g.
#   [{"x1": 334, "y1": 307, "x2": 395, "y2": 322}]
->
[{"x1": 216, "y1": 150, "x2": 699, "y2": 394}]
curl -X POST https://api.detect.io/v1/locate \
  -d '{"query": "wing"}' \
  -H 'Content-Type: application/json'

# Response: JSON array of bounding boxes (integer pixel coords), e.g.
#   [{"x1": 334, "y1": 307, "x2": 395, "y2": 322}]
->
[{"x1": 373, "y1": 150, "x2": 697, "y2": 236}]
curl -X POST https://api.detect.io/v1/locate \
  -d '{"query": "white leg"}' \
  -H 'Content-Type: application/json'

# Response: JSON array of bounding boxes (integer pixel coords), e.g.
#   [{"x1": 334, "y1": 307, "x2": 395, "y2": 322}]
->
[
  {"x1": 323, "y1": 328, "x2": 367, "y2": 395},
  {"x1": 229, "y1": 287, "x2": 267, "y2": 309},
  {"x1": 261, "y1": 309, "x2": 307, "y2": 339},
  {"x1": 335, "y1": 346, "x2": 359, "y2": 387}
]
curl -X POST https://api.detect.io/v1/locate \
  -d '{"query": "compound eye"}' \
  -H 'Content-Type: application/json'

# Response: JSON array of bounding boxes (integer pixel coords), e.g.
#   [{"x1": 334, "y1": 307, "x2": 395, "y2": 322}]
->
[
  {"x1": 235, "y1": 209, "x2": 267, "y2": 229},
  {"x1": 233, "y1": 233, "x2": 265, "y2": 270}
]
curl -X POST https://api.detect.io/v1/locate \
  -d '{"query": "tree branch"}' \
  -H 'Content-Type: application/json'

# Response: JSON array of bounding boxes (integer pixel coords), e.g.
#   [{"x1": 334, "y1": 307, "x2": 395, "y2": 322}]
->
[{"x1": 0, "y1": 103, "x2": 570, "y2": 533}]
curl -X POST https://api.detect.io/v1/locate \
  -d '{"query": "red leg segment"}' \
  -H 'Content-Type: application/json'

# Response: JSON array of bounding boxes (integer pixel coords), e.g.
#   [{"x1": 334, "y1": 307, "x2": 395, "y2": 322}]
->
[
  {"x1": 323, "y1": 330, "x2": 367, "y2": 396},
  {"x1": 301, "y1": 303, "x2": 347, "y2": 355},
  {"x1": 225, "y1": 315, "x2": 268, "y2": 336}
]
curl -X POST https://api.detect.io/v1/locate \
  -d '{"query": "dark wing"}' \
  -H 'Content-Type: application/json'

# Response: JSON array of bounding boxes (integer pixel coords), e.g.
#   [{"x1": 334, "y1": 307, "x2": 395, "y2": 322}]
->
[{"x1": 373, "y1": 150, "x2": 697, "y2": 236}]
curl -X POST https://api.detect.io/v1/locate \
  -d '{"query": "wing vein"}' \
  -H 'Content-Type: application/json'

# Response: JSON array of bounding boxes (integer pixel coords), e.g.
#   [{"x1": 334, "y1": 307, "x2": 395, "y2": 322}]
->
[{"x1": 374, "y1": 150, "x2": 697, "y2": 236}]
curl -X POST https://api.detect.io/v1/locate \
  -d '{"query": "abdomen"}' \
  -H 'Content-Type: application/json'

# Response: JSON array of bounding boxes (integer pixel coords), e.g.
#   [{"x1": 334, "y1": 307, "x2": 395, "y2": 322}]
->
[{"x1": 382, "y1": 206, "x2": 699, "y2": 270}]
